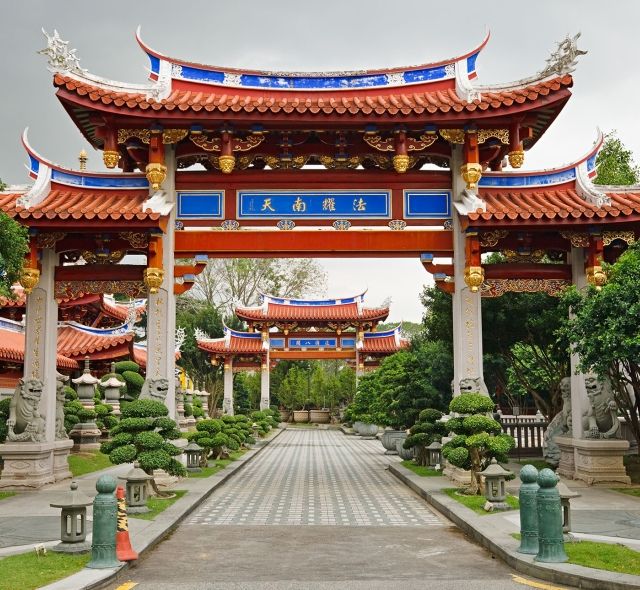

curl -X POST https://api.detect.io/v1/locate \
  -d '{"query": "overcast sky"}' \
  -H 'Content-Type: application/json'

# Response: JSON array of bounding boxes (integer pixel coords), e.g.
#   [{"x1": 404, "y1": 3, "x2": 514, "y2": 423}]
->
[{"x1": 2, "y1": 1, "x2": 639, "y2": 322}]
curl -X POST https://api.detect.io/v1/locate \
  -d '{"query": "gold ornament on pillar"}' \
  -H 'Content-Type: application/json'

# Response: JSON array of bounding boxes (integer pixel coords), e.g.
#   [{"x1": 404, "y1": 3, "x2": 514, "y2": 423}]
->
[
  {"x1": 143, "y1": 267, "x2": 164, "y2": 294},
  {"x1": 508, "y1": 149, "x2": 525, "y2": 169},
  {"x1": 78, "y1": 149, "x2": 88, "y2": 171},
  {"x1": 218, "y1": 155, "x2": 236, "y2": 174},
  {"x1": 392, "y1": 154, "x2": 410, "y2": 174},
  {"x1": 103, "y1": 150, "x2": 120, "y2": 169},
  {"x1": 460, "y1": 163, "x2": 482, "y2": 190},
  {"x1": 586, "y1": 265, "x2": 607, "y2": 290},
  {"x1": 19, "y1": 267, "x2": 40, "y2": 294},
  {"x1": 463, "y1": 265, "x2": 485, "y2": 292},
  {"x1": 145, "y1": 163, "x2": 167, "y2": 190}
]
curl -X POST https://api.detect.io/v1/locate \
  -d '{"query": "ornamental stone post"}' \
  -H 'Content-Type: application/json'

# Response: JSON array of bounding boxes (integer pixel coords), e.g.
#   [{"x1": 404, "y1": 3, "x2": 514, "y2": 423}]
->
[
  {"x1": 260, "y1": 357, "x2": 270, "y2": 410},
  {"x1": 534, "y1": 469, "x2": 567, "y2": 563},
  {"x1": 223, "y1": 358, "x2": 234, "y2": 415},
  {"x1": 517, "y1": 464, "x2": 539, "y2": 555}
]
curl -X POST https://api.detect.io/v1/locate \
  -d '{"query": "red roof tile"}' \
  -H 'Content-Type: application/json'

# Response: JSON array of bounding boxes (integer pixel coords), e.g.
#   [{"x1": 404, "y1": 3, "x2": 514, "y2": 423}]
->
[
  {"x1": 0, "y1": 186, "x2": 159, "y2": 222},
  {"x1": 57, "y1": 325, "x2": 133, "y2": 358},
  {"x1": 198, "y1": 336, "x2": 264, "y2": 355},
  {"x1": 471, "y1": 189, "x2": 640, "y2": 224},
  {"x1": 362, "y1": 335, "x2": 409, "y2": 353},
  {"x1": 0, "y1": 329, "x2": 79, "y2": 369},
  {"x1": 54, "y1": 73, "x2": 573, "y2": 118},
  {"x1": 236, "y1": 303, "x2": 389, "y2": 323}
]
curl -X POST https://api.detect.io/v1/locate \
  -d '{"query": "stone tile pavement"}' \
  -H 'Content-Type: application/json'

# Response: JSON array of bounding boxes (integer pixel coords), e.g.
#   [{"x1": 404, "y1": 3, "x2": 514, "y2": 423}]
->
[{"x1": 186, "y1": 429, "x2": 443, "y2": 527}]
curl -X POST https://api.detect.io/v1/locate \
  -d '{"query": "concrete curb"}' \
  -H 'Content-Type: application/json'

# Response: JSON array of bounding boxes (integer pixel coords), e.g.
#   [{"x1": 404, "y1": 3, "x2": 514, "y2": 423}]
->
[
  {"x1": 40, "y1": 428, "x2": 284, "y2": 590},
  {"x1": 389, "y1": 463, "x2": 640, "y2": 590}
]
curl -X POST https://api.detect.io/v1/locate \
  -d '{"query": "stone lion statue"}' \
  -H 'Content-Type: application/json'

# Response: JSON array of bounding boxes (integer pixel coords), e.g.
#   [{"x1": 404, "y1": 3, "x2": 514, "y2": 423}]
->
[
  {"x1": 139, "y1": 377, "x2": 169, "y2": 403},
  {"x1": 543, "y1": 377, "x2": 572, "y2": 466},
  {"x1": 582, "y1": 374, "x2": 621, "y2": 439},
  {"x1": 6, "y1": 378, "x2": 46, "y2": 442},
  {"x1": 55, "y1": 372, "x2": 69, "y2": 440},
  {"x1": 459, "y1": 377, "x2": 489, "y2": 396}
]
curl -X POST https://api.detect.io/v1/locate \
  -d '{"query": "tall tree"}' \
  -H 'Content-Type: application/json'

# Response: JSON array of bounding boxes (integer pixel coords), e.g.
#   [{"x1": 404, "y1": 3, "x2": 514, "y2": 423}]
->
[
  {"x1": 188, "y1": 258, "x2": 327, "y2": 315},
  {"x1": 594, "y1": 131, "x2": 639, "y2": 186},
  {"x1": 0, "y1": 179, "x2": 28, "y2": 298}
]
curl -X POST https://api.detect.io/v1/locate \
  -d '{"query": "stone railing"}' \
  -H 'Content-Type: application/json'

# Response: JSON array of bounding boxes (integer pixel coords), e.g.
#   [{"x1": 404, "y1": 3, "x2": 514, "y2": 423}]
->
[{"x1": 498, "y1": 414, "x2": 548, "y2": 457}]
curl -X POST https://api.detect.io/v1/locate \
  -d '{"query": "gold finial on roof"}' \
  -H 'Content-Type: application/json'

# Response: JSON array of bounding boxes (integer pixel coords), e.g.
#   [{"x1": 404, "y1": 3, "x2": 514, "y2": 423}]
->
[{"x1": 78, "y1": 149, "x2": 88, "y2": 171}]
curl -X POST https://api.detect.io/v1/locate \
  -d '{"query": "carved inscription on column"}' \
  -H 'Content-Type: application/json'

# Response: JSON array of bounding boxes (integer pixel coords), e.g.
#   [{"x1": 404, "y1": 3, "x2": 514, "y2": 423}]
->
[
  {"x1": 154, "y1": 294, "x2": 164, "y2": 378},
  {"x1": 31, "y1": 294, "x2": 44, "y2": 379},
  {"x1": 463, "y1": 291, "x2": 475, "y2": 376}
]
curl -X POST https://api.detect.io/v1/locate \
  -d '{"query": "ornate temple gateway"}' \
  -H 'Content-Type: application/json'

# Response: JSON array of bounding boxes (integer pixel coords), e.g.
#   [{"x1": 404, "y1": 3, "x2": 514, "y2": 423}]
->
[
  {"x1": 0, "y1": 29, "x2": 638, "y2": 486},
  {"x1": 197, "y1": 293, "x2": 407, "y2": 413}
]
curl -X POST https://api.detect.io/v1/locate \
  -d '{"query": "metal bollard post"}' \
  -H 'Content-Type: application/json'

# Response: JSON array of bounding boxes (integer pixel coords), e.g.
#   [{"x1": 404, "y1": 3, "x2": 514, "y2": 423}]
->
[
  {"x1": 86, "y1": 474, "x2": 121, "y2": 569},
  {"x1": 517, "y1": 464, "x2": 539, "y2": 555},
  {"x1": 534, "y1": 468, "x2": 568, "y2": 563}
]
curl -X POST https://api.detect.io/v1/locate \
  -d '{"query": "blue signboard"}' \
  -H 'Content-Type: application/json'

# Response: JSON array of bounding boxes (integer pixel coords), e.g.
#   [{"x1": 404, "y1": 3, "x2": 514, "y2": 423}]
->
[
  {"x1": 177, "y1": 191, "x2": 224, "y2": 219},
  {"x1": 269, "y1": 338, "x2": 286, "y2": 348},
  {"x1": 289, "y1": 338, "x2": 337, "y2": 348},
  {"x1": 403, "y1": 190, "x2": 451, "y2": 218},
  {"x1": 238, "y1": 190, "x2": 390, "y2": 219},
  {"x1": 340, "y1": 338, "x2": 356, "y2": 348}
]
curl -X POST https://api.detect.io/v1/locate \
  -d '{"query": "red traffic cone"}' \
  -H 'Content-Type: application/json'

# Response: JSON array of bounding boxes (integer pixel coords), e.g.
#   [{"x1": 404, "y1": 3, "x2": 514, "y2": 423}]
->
[{"x1": 116, "y1": 485, "x2": 138, "y2": 562}]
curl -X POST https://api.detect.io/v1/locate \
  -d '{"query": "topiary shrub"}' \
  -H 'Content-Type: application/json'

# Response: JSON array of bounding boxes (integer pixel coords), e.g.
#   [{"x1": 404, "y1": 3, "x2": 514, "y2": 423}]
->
[
  {"x1": 63, "y1": 400, "x2": 84, "y2": 432},
  {"x1": 184, "y1": 403, "x2": 193, "y2": 417},
  {"x1": 121, "y1": 371, "x2": 145, "y2": 400},
  {"x1": 0, "y1": 397, "x2": 11, "y2": 443},
  {"x1": 114, "y1": 360, "x2": 140, "y2": 374},
  {"x1": 442, "y1": 393, "x2": 514, "y2": 495},
  {"x1": 403, "y1": 408, "x2": 447, "y2": 466},
  {"x1": 192, "y1": 396, "x2": 205, "y2": 419},
  {"x1": 101, "y1": 399, "x2": 185, "y2": 480}
]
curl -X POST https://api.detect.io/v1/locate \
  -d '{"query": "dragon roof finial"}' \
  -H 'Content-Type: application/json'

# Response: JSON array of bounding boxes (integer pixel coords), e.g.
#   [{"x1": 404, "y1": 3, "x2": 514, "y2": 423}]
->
[
  {"x1": 38, "y1": 29, "x2": 86, "y2": 75},
  {"x1": 539, "y1": 33, "x2": 587, "y2": 78}
]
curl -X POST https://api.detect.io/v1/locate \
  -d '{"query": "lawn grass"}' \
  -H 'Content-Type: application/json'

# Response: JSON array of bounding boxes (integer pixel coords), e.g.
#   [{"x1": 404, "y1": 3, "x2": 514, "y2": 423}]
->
[
  {"x1": 401, "y1": 460, "x2": 442, "y2": 477},
  {"x1": 129, "y1": 490, "x2": 188, "y2": 520},
  {"x1": 0, "y1": 491, "x2": 16, "y2": 501},
  {"x1": 612, "y1": 487, "x2": 640, "y2": 498},
  {"x1": 517, "y1": 459, "x2": 554, "y2": 471},
  {"x1": 0, "y1": 551, "x2": 90, "y2": 590},
  {"x1": 67, "y1": 450, "x2": 112, "y2": 477},
  {"x1": 511, "y1": 534, "x2": 640, "y2": 576},
  {"x1": 443, "y1": 487, "x2": 519, "y2": 514},
  {"x1": 187, "y1": 447, "x2": 248, "y2": 478}
]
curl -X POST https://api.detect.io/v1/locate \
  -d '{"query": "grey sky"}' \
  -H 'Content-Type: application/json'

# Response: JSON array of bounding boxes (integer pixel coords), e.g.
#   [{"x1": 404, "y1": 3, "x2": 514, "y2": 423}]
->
[{"x1": 1, "y1": 0, "x2": 639, "y2": 322}]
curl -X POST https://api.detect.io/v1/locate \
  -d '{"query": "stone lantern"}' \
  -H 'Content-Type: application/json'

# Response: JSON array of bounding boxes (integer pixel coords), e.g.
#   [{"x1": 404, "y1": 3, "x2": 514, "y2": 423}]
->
[
  {"x1": 184, "y1": 441, "x2": 204, "y2": 472},
  {"x1": 185, "y1": 382, "x2": 197, "y2": 427},
  {"x1": 50, "y1": 480, "x2": 93, "y2": 553},
  {"x1": 481, "y1": 458, "x2": 512, "y2": 510},
  {"x1": 557, "y1": 481, "x2": 581, "y2": 534},
  {"x1": 198, "y1": 383, "x2": 210, "y2": 417},
  {"x1": 72, "y1": 357, "x2": 99, "y2": 408},
  {"x1": 120, "y1": 462, "x2": 152, "y2": 514},
  {"x1": 101, "y1": 362, "x2": 124, "y2": 415},
  {"x1": 426, "y1": 441, "x2": 442, "y2": 468}
]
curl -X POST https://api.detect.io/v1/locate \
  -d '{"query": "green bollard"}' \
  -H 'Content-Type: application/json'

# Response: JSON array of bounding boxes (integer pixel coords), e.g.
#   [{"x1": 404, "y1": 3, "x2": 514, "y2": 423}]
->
[
  {"x1": 86, "y1": 474, "x2": 121, "y2": 569},
  {"x1": 517, "y1": 464, "x2": 539, "y2": 555},
  {"x1": 534, "y1": 468, "x2": 568, "y2": 563}
]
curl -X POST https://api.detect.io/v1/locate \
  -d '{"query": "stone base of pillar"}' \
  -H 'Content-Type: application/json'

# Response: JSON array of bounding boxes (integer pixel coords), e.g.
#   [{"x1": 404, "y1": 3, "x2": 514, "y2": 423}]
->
[
  {"x1": 69, "y1": 422, "x2": 102, "y2": 452},
  {"x1": 178, "y1": 418, "x2": 189, "y2": 432},
  {"x1": 186, "y1": 417, "x2": 197, "y2": 429},
  {"x1": 556, "y1": 436, "x2": 631, "y2": 485},
  {"x1": 260, "y1": 399, "x2": 270, "y2": 411},
  {"x1": 78, "y1": 400, "x2": 95, "y2": 410},
  {"x1": 443, "y1": 462, "x2": 474, "y2": 488},
  {"x1": 0, "y1": 439, "x2": 73, "y2": 489}
]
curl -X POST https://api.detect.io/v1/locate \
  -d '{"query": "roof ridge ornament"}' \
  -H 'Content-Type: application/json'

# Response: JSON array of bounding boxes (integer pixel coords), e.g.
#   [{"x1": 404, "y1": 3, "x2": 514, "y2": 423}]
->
[
  {"x1": 539, "y1": 33, "x2": 587, "y2": 78},
  {"x1": 575, "y1": 161, "x2": 611, "y2": 207},
  {"x1": 38, "y1": 29, "x2": 86, "y2": 75}
]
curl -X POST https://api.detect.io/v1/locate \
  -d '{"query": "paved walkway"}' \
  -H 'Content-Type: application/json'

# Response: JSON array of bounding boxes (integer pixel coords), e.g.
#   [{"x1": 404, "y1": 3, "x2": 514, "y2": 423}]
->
[{"x1": 113, "y1": 429, "x2": 569, "y2": 589}]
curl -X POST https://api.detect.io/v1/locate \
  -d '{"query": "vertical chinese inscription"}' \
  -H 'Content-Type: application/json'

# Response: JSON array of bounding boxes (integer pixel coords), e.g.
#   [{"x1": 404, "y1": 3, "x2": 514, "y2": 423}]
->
[
  {"x1": 154, "y1": 295, "x2": 164, "y2": 378},
  {"x1": 31, "y1": 293, "x2": 44, "y2": 379},
  {"x1": 463, "y1": 291, "x2": 476, "y2": 377}
]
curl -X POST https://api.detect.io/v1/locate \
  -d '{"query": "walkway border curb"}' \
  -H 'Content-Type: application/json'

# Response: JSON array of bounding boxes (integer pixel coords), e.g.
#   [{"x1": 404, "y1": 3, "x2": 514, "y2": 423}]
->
[
  {"x1": 41, "y1": 428, "x2": 285, "y2": 590},
  {"x1": 389, "y1": 462, "x2": 640, "y2": 590}
]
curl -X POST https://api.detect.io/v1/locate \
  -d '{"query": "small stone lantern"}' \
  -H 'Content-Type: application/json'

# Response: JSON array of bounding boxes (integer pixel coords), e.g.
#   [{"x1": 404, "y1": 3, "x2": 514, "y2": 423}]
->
[
  {"x1": 481, "y1": 458, "x2": 512, "y2": 510},
  {"x1": 184, "y1": 441, "x2": 204, "y2": 472},
  {"x1": 120, "y1": 462, "x2": 152, "y2": 514},
  {"x1": 50, "y1": 481, "x2": 93, "y2": 553},
  {"x1": 102, "y1": 362, "x2": 124, "y2": 415},
  {"x1": 252, "y1": 422, "x2": 260, "y2": 441},
  {"x1": 72, "y1": 357, "x2": 100, "y2": 408},
  {"x1": 557, "y1": 480, "x2": 580, "y2": 534},
  {"x1": 426, "y1": 441, "x2": 442, "y2": 468}
]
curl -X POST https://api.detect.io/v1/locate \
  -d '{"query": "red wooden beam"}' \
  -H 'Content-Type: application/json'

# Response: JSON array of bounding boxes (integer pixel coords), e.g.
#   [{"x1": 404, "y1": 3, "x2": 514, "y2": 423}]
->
[
  {"x1": 484, "y1": 263, "x2": 571, "y2": 280},
  {"x1": 174, "y1": 230, "x2": 453, "y2": 258},
  {"x1": 55, "y1": 264, "x2": 145, "y2": 282}
]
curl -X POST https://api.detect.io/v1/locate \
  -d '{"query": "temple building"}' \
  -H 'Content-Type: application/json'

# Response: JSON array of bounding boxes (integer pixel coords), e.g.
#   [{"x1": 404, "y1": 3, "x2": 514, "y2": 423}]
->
[
  {"x1": 196, "y1": 293, "x2": 407, "y2": 413},
  {"x1": 0, "y1": 28, "x2": 638, "y2": 487}
]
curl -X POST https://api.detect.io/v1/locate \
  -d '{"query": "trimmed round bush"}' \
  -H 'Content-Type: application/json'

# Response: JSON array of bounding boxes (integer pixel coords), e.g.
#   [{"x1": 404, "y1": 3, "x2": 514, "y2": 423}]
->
[
  {"x1": 449, "y1": 394, "x2": 494, "y2": 415},
  {"x1": 418, "y1": 408, "x2": 443, "y2": 423},
  {"x1": 114, "y1": 417, "x2": 155, "y2": 432},
  {"x1": 111, "y1": 432, "x2": 134, "y2": 447},
  {"x1": 183, "y1": 403, "x2": 193, "y2": 417},
  {"x1": 121, "y1": 399, "x2": 168, "y2": 418},
  {"x1": 155, "y1": 417, "x2": 179, "y2": 432},
  {"x1": 462, "y1": 415, "x2": 502, "y2": 435},
  {"x1": 134, "y1": 431, "x2": 165, "y2": 449},
  {"x1": 444, "y1": 446, "x2": 469, "y2": 468},
  {"x1": 64, "y1": 386, "x2": 78, "y2": 401},
  {"x1": 110, "y1": 444, "x2": 137, "y2": 464},
  {"x1": 114, "y1": 360, "x2": 140, "y2": 374},
  {"x1": 77, "y1": 408, "x2": 97, "y2": 422}
]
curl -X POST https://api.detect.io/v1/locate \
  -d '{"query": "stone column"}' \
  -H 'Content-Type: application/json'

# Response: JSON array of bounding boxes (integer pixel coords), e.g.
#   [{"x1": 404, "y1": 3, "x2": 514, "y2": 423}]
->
[
  {"x1": 451, "y1": 146, "x2": 485, "y2": 396},
  {"x1": 223, "y1": 358, "x2": 234, "y2": 415},
  {"x1": 260, "y1": 356, "x2": 270, "y2": 410},
  {"x1": 569, "y1": 246, "x2": 588, "y2": 440},
  {"x1": 145, "y1": 147, "x2": 176, "y2": 417},
  {"x1": 0, "y1": 249, "x2": 72, "y2": 488}
]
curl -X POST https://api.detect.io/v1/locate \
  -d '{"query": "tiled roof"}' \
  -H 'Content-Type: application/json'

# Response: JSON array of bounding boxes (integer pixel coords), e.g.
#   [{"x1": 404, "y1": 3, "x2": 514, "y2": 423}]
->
[
  {"x1": 57, "y1": 325, "x2": 133, "y2": 358},
  {"x1": 0, "y1": 186, "x2": 158, "y2": 222},
  {"x1": 198, "y1": 336, "x2": 264, "y2": 355},
  {"x1": 54, "y1": 73, "x2": 572, "y2": 118},
  {"x1": 471, "y1": 189, "x2": 640, "y2": 223},
  {"x1": 236, "y1": 303, "x2": 389, "y2": 322},
  {"x1": 362, "y1": 335, "x2": 409, "y2": 353},
  {"x1": 0, "y1": 329, "x2": 79, "y2": 369}
]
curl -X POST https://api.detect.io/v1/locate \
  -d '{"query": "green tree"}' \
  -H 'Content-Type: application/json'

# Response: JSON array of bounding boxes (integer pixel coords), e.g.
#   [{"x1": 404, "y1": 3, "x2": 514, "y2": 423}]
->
[
  {"x1": 0, "y1": 206, "x2": 28, "y2": 298},
  {"x1": 561, "y1": 243, "x2": 640, "y2": 453},
  {"x1": 593, "y1": 131, "x2": 639, "y2": 186}
]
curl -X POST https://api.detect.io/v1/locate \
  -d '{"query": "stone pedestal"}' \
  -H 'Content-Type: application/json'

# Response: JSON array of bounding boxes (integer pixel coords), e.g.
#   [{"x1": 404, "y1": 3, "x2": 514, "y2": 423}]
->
[
  {"x1": 0, "y1": 439, "x2": 73, "y2": 489},
  {"x1": 69, "y1": 422, "x2": 102, "y2": 452},
  {"x1": 556, "y1": 436, "x2": 630, "y2": 485},
  {"x1": 443, "y1": 462, "x2": 473, "y2": 488}
]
